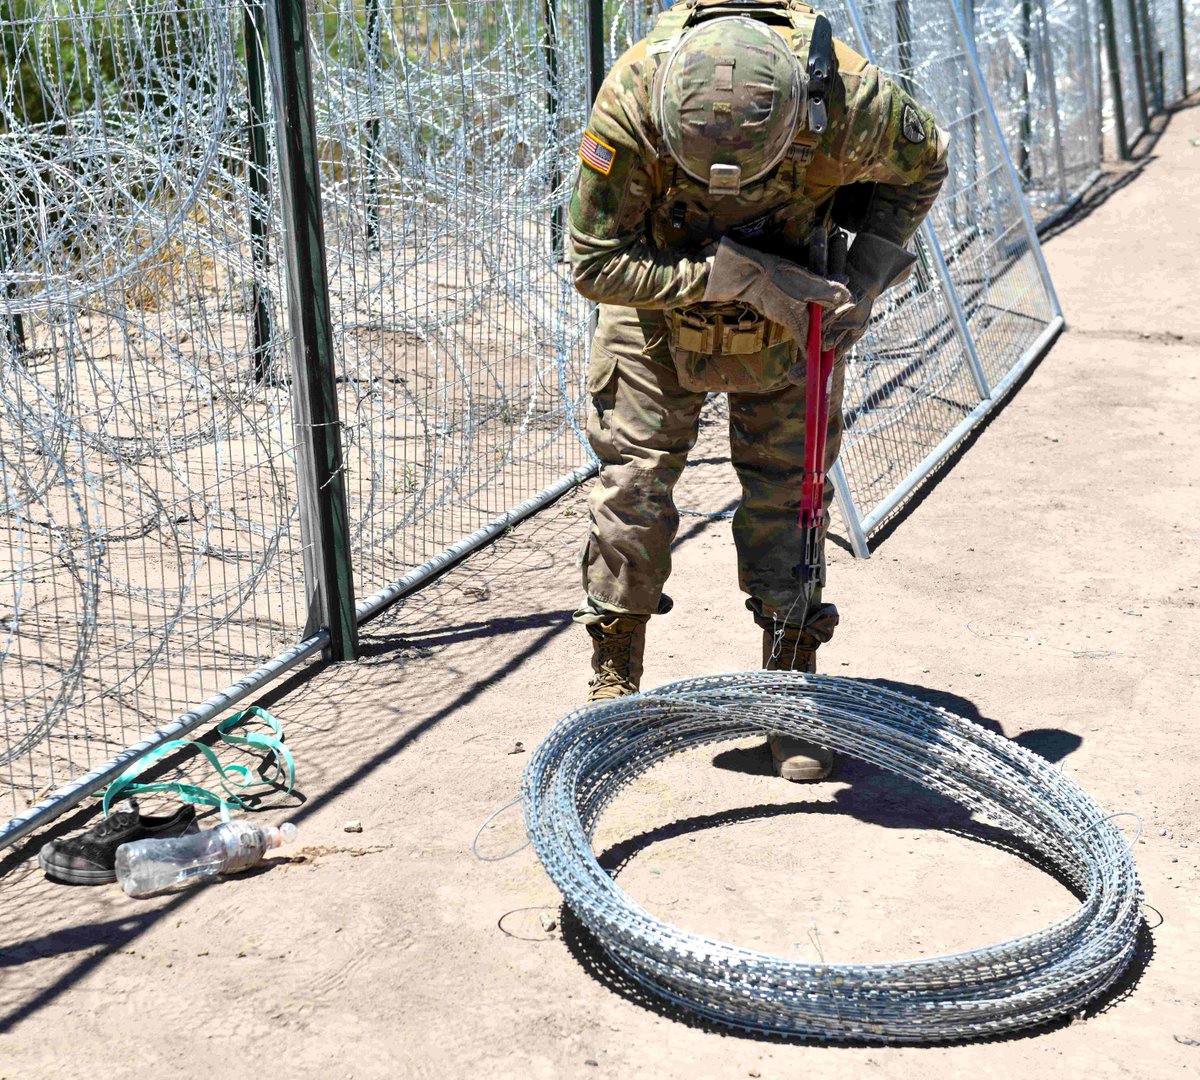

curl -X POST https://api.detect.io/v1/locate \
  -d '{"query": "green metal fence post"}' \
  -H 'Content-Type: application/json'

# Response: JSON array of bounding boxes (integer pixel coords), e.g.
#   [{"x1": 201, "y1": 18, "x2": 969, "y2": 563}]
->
[
  {"x1": 545, "y1": 0, "x2": 563, "y2": 259},
  {"x1": 244, "y1": 0, "x2": 274, "y2": 384},
  {"x1": 1019, "y1": 0, "x2": 1034, "y2": 185},
  {"x1": 264, "y1": 0, "x2": 359, "y2": 662},
  {"x1": 365, "y1": 0, "x2": 383, "y2": 251},
  {"x1": 1127, "y1": 0, "x2": 1151, "y2": 129},
  {"x1": 1102, "y1": 0, "x2": 1131, "y2": 158},
  {"x1": 587, "y1": 0, "x2": 604, "y2": 105}
]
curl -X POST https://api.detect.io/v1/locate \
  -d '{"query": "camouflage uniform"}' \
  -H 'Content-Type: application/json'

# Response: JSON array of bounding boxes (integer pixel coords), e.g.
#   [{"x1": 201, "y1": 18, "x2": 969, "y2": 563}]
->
[{"x1": 570, "y1": 0, "x2": 948, "y2": 640}]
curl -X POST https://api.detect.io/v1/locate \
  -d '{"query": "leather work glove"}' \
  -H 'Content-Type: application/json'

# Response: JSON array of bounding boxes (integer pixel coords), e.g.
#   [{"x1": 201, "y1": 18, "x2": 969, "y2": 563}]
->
[
  {"x1": 821, "y1": 233, "x2": 918, "y2": 353},
  {"x1": 703, "y1": 237, "x2": 851, "y2": 345}
]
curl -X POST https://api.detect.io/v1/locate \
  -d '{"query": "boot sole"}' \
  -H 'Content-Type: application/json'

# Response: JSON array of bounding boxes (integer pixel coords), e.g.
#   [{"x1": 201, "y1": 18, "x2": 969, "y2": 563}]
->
[{"x1": 774, "y1": 759, "x2": 833, "y2": 782}]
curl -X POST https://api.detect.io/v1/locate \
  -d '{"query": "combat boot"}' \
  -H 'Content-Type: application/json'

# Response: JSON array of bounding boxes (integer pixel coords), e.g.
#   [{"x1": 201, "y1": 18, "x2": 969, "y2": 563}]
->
[
  {"x1": 762, "y1": 625, "x2": 834, "y2": 781},
  {"x1": 586, "y1": 615, "x2": 648, "y2": 702}
]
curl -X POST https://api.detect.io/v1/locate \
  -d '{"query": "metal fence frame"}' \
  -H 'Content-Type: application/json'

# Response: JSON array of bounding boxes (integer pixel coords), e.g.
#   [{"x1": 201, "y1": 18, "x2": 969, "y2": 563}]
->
[{"x1": 1, "y1": 0, "x2": 1196, "y2": 850}]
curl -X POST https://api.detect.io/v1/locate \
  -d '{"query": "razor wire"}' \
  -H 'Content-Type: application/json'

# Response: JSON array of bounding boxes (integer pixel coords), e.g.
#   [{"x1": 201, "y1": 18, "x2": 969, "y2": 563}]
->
[
  {"x1": 299, "y1": 0, "x2": 595, "y2": 600},
  {"x1": 0, "y1": 0, "x2": 307, "y2": 822},
  {"x1": 0, "y1": 0, "x2": 1196, "y2": 841},
  {"x1": 524, "y1": 672, "x2": 1144, "y2": 1040}
]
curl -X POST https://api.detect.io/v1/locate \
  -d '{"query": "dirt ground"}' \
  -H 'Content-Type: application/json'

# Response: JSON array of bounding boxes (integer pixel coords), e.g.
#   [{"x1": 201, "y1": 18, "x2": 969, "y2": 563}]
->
[{"x1": 3, "y1": 102, "x2": 1199, "y2": 1080}]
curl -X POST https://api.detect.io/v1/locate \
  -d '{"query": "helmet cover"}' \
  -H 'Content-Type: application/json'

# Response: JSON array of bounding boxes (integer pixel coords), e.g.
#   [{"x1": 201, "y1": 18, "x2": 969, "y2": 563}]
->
[{"x1": 655, "y1": 16, "x2": 805, "y2": 193}]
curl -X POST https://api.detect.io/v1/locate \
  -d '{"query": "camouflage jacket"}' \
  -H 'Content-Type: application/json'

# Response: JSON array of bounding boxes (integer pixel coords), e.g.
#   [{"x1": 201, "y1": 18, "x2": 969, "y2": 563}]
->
[{"x1": 568, "y1": 12, "x2": 949, "y2": 310}]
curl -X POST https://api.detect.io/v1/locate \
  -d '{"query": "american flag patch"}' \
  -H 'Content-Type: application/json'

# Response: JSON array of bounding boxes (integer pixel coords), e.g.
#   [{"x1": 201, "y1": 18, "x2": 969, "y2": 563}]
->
[{"x1": 579, "y1": 130, "x2": 616, "y2": 175}]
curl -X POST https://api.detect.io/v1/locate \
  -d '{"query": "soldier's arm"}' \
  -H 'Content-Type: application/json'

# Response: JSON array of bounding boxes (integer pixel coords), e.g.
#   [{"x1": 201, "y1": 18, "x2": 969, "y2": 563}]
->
[
  {"x1": 568, "y1": 50, "x2": 710, "y2": 309},
  {"x1": 832, "y1": 55, "x2": 949, "y2": 246}
]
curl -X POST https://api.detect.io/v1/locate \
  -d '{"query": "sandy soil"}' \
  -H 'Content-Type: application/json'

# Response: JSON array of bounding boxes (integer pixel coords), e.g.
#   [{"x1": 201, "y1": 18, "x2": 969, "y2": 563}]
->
[{"x1": 2, "y1": 103, "x2": 1198, "y2": 1080}]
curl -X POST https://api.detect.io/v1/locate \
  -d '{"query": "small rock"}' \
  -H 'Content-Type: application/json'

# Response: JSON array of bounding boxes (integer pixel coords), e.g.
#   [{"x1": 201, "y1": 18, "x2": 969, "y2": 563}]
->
[
  {"x1": 750, "y1": 1072, "x2": 762, "y2": 1078},
  {"x1": 584, "y1": 1060, "x2": 599, "y2": 1068},
  {"x1": 508, "y1": 741, "x2": 525, "y2": 755},
  {"x1": 539, "y1": 912, "x2": 558, "y2": 933},
  {"x1": 1160, "y1": 829, "x2": 1168, "y2": 836},
  {"x1": 343, "y1": 820, "x2": 363, "y2": 833}
]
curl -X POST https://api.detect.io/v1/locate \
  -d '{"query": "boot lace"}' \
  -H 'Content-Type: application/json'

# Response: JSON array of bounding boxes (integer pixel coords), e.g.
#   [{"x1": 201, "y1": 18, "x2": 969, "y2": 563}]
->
[{"x1": 591, "y1": 624, "x2": 636, "y2": 690}]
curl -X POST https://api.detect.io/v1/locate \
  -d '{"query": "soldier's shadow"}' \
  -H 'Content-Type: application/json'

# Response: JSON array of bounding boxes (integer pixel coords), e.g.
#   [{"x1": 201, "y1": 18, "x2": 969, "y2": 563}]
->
[{"x1": 709, "y1": 678, "x2": 1083, "y2": 835}]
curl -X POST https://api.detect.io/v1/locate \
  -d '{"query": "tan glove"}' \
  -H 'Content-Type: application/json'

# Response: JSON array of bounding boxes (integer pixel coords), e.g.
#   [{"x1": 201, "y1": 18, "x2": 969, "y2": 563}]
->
[
  {"x1": 821, "y1": 233, "x2": 918, "y2": 353},
  {"x1": 703, "y1": 237, "x2": 851, "y2": 344}
]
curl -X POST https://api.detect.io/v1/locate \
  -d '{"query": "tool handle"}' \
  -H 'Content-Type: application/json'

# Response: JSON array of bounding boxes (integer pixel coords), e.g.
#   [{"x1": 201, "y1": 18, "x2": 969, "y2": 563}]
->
[{"x1": 798, "y1": 227, "x2": 847, "y2": 584}]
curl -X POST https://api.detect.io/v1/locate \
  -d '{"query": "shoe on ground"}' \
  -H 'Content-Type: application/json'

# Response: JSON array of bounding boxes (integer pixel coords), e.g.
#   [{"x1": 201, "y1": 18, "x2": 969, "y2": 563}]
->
[
  {"x1": 768, "y1": 733, "x2": 835, "y2": 781},
  {"x1": 38, "y1": 802, "x2": 198, "y2": 885}
]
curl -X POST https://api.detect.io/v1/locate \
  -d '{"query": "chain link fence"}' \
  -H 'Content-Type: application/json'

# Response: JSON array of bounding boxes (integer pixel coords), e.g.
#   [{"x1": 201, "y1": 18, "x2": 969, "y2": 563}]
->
[{"x1": 1, "y1": 0, "x2": 1196, "y2": 847}]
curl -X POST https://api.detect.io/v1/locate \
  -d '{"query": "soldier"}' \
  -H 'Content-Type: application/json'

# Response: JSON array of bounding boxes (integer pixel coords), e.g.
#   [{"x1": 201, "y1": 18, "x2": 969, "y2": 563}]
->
[{"x1": 569, "y1": 0, "x2": 948, "y2": 779}]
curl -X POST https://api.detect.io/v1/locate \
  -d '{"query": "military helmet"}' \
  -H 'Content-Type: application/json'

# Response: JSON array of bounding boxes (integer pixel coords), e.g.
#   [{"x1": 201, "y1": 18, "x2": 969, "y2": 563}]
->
[{"x1": 654, "y1": 16, "x2": 805, "y2": 196}]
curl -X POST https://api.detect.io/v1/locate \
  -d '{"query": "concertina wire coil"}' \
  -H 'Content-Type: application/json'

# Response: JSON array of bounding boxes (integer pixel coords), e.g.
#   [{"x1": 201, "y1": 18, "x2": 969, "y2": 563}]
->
[{"x1": 522, "y1": 672, "x2": 1143, "y2": 1041}]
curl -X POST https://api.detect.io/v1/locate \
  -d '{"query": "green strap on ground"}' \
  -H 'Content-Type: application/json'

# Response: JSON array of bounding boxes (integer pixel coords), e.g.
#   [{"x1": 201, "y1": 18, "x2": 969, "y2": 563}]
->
[{"x1": 101, "y1": 706, "x2": 294, "y2": 820}]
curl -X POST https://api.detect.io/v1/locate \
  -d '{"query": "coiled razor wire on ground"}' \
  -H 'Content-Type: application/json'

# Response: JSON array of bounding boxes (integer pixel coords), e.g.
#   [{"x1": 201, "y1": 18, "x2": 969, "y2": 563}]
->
[{"x1": 523, "y1": 673, "x2": 1143, "y2": 1041}]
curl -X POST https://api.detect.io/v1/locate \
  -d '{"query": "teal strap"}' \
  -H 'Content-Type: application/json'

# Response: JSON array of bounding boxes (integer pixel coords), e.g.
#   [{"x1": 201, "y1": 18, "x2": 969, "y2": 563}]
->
[{"x1": 102, "y1": 706, "x2": 294, "y2": 821}]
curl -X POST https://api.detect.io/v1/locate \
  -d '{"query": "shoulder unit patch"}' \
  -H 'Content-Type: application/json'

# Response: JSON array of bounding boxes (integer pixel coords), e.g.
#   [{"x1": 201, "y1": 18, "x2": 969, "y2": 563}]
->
[
  {"x1": 901, "y1": 103, "x2": 927, "y2": 145},
  {"x1": 580, "y1": 130, "x2": 617, "y2": 175}
]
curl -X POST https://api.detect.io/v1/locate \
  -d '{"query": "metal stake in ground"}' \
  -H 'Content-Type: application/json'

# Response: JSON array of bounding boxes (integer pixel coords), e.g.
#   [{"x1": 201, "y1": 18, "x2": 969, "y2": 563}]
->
[{"x1": 264, "y1": 0, "x2": 359, "y2": 662}]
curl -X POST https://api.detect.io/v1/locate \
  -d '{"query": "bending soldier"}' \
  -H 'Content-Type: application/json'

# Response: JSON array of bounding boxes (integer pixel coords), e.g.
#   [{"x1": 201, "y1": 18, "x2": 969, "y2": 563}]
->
[{"x1": 568, "y1": 0, "x2": 948, "y2": 779}]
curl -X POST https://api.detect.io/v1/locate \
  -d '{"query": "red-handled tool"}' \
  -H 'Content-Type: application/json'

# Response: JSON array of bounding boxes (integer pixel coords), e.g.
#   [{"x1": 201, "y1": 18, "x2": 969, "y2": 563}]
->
[{"x1": 799, "y1": 226, "x2": 848, "y2": 587}]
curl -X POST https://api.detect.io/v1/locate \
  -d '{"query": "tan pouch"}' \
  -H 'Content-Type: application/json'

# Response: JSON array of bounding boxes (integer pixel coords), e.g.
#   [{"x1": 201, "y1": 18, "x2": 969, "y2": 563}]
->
[{"x1": 667, "y1": 305, "x2": 799, "y2": 393}]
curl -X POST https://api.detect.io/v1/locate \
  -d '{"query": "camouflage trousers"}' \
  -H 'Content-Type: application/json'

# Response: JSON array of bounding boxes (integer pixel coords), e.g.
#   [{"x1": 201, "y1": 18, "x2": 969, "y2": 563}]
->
[{"x1": 576, "y1": 303, "x2": 844, "y2": 644}]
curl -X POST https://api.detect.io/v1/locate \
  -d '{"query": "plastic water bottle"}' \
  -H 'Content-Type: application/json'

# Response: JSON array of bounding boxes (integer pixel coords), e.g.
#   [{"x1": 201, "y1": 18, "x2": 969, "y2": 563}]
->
[{"x1": 115, "y1": 819, "x2": 298, "y2": 897}]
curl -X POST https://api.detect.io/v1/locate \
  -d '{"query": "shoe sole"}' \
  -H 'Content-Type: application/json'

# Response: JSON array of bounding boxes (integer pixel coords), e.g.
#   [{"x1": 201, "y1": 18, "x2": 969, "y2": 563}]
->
[{"x1": 38, "y1": 847, "x2": 117, "y2": 885}]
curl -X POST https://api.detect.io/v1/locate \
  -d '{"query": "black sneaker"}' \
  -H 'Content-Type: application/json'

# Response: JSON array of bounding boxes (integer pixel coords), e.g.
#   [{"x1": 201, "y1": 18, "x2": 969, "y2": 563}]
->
[{"x1": 38, "y1": 803, "x2": 198, "y2": 885}]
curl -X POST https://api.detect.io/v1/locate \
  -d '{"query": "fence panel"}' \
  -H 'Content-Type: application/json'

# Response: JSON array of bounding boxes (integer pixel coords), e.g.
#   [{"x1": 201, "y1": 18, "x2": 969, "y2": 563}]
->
[
  {"x1": 300, "y1": 0, "x2": 595, "y2": 611},
  {"x1": 0, "y1": 0, "x2": 310, "y2": 831},
  {"x1": 982, "y1": 0, "x2": 1104, "y2": 219},
  {"x1": 4, "y1": 0, "x2": 1181, "y2": 847},
  {"x1": 1189, "y1": 0, "x2": 1200, "y2": 90},
  {"x1": 1150, "y1": 0, "x2": 1187, "y2": 102}
]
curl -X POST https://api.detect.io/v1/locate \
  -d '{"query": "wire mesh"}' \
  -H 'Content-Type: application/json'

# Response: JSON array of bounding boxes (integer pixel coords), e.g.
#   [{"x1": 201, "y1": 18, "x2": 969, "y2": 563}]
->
[
  {"x1": 1149, "y1": 0, "x2": 1186, "y2": 102},
  {"x1": 301, "y1": 0, "x2": 594, "y2": 602},
  {"x1": 0, "y1": 0, "x2": 307, "y2": 821},
  {"x1": 974, "y1": 0, "x2": 1103, "y2": 220},
  {"x1": 1189, "y1": 0, "x2": 1200, "y2": 91},
  {"x1": 1110, "y1": 0, "x2": 1150, "y2": 141}
]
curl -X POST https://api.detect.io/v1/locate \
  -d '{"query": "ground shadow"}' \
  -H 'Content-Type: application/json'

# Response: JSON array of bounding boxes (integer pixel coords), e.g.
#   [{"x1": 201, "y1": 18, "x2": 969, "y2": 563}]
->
[
  {"x1": 1039, "y1": 97, "x2": 1195, "y2": 243},
  {"x1": 0, "y1": 599, "x2": 578, "y2": 1033},
  {"x1": 711, "y1": 680, "x2": 1082, "y2": 839}
]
